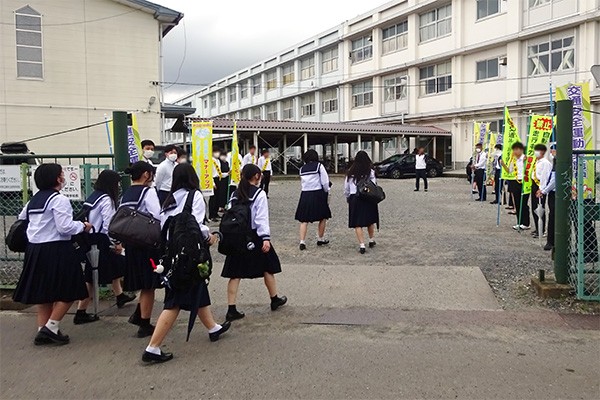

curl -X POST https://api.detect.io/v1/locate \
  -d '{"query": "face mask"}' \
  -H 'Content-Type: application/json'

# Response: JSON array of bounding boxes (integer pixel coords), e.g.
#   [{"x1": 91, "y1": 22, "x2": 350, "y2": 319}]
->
[
  {"x1": 213, "y1": 153, "x2": 220, "y2": 159},
  {"x1": 476, "y1": 148, "x2": 482, "y2": 153},
  {"x1": 143, "y1": 150, "x2": 154, "y2": 159},
  {"x1": 60, "y1": 178, "x2": 67, "y2": 190},
  {"x1": 168, "y1": 153, "x2": 178, "y2": 162},
  {"x1": 534, "y1": 150, "x2": 542, "y2": 158},
  {"x1": 494, "y1": 150, "x2": 502, "y2": 156},
  {"x1": 220, "y1": 156, "x2": 226, "y2": 161},
  {"x1": 178, "y1": 158, "x2": 187, "y2": 164}
]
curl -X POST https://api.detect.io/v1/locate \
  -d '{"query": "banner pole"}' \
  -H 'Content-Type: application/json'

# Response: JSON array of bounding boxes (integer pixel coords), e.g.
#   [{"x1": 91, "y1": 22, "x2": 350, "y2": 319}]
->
[{"x1": 471, "y1": 122, "x2": 475, "y2": 200}]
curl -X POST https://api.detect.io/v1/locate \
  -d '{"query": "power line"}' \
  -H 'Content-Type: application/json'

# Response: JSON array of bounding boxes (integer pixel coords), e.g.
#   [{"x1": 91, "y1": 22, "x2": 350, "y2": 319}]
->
[
  {"x1": 2, "y1": 10, "x2": 137, "y2": 26},
  {"x1": 165, "y1": 18, "x2": 187, "y2": 90}
]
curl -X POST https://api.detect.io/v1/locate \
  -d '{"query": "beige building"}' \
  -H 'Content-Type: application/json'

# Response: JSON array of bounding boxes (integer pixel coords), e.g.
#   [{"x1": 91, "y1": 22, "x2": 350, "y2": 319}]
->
[{"x1": 0, "y1": 0, "x2": 182, "y2": 154}]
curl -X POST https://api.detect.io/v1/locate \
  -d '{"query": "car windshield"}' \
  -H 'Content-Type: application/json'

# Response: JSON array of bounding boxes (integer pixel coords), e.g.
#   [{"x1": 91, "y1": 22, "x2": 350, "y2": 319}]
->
[{"x1": 383, "y1": 155, "x2": 401, "y2": 163}]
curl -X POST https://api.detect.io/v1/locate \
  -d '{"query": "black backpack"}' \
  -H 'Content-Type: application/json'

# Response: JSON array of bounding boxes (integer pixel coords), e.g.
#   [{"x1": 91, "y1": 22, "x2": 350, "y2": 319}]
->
[
  {"x1": 161, "y1": 191, "x2": 210, "y2": 289},
  {"x1": 218, "y1": 192, "x2": 260, "y2": 256}
]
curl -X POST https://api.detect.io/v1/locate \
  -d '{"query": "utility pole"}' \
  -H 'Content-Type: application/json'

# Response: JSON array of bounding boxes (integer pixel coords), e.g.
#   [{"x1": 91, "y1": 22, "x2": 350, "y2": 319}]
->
[{"x1": 113, "y1": 111, "x2": 131, "y2": 191}]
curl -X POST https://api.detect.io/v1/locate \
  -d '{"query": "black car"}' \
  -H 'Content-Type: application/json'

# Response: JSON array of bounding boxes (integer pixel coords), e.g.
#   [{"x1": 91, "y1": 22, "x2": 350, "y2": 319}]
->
[{"x1": 375, "y1": 154, "x2": 443, "y2": 179}]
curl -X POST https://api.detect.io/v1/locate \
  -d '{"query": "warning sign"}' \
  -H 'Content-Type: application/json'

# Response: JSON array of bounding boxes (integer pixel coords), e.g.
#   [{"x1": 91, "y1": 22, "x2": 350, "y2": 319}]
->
[
  {"x1": 0, "y1": 166, "x2": 22, "y2": 192},
  {"x1": 31, "y1": 165, "x2": 82, "y2": 200}
]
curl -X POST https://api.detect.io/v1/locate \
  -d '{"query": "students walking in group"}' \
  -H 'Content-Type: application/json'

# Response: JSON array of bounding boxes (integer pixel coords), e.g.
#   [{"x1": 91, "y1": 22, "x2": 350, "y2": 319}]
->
[
  {"x1": 472, "y1": 143, "x2": 487, "y2": 201},
  {"x1": 221, "y1": 164, "x2": 287, "y2": 321},
  {"x1": 74, "y1": 170, "x2": 135, "y2": 324},
  {"x1": 414, "y1": 147, "x2": 428, "y2": 192},
  {"x1": 490, "y1": 144, "x2": 503, "y2": 204},
  {"x1": 344, "y1": 151, "x2": 379, "y2": 254},
  {"x1": 13, "y1": 164, "x2": 93, "y2": 345},
  {"x1": 540, "y1": 145, "x2": 556, "y2": 251},
  {"x1": 502, "y1": 142, "x2": 530, "y2": 230},
  {"x1": 295, "y1": 150, "x2": 332, "y2": 251},
  {"x1": 121, "y1": 162, "x2": 163, "y2": 338},
  {"x1": 258, "y1": 149, "x2": 272, "y2": 197},
  {"x1": 242, "y1": 145, "x2": 258, "y2": 167},
  {"x1": 530, "y1": 144, "x2": 552, "y2": 239},
  {"x1": 143, "y1": 164, "x2": 230, "y2": 364},
  {"x1": 155, "y1": 145, "x2": 180, "y2": 205}
]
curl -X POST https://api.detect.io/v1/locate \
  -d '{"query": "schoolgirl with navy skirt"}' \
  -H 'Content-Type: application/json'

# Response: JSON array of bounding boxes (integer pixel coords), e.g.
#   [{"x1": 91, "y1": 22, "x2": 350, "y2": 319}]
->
[
  {"x1": 295, "y1": 149, "x2": 332, "y2": 250},
  {"x1": 120, "y1": 162, "x2": 162, "y2": 338},
  {"x1": 13, "y1": 164, "x2": 93, "y2": 345},
  {"x1": 74, "y1": 170, "x2": 135, "y2": 324},
  {"x1": 143, "y1": 163, "x2": 230, "y2": 363},
  {"x1": 222, "y1": 164, "x2": 287, "y2": 321}
]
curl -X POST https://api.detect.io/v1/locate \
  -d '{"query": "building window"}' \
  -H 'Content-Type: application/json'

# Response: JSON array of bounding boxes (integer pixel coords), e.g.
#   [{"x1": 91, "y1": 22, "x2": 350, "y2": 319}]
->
[
  {"x1": 210, "y1": 94, "x2": 216, "y2": 109},
  {"x1": 229, "y1": 88, "x2": 237, "y2": 103},
  {"x1": 489, "y1": 119, "x2": 504, "y2": 133},
  {"x1": 203, "y1": 99, "x2": 208, "y2": 109},
  {"x1": 322, "y1": 89, "x2": 338, "y2": 113},
  {"x1": 352, "y1": 80, "x2": 373, "y2": 108},
  {"x1": 301, "y1": 94, "x2": 316, "y2": 117},
  {"x1": 477, "y1": 0, "x2": 499, "y2": 19},
  {"x1": 351, "y1": 35, "x2": 373, "y2": 64},
  {"x1": 383, "y1": 74, "x2": 408, "y2": 101},
  {"x1": 322, "y1": 47, "x2": 338, "y2": 74},
  {"x1": 15, "y1": 6, "x2": 43, "y2": 79},
  {"x1": 266, "y1": 104, "x2": 278, "y2": 120},
  {"x1": 419, "y1": 61, "x2": 452, "y2": 95},
  {"x1": 240, "y1": 83, "x2": 248, "y2": 99},
  {"x1": 476, "y1": 57, "x2": 504, "y2": 81},
  {"x1": 282, "y1": 99, "x2": 294, "y2": 119},
  {"x1": 283, "y1": 64, "x2": 295, "y2": 85},
  {"x1": 419, "y1": 3, "x2": 452, "y2": 42},
  {"x1": 219, "y1": 90, "x2": 226, "y2": 106},
  {"x1": 252, "y1": 107, "x2": 261, "y2": 119},
  {"x1": 266, "y1": 71, "x2": 277, "y2": 91},
  {"x1": 239, "y1": 110, "x2": 248, "y2": 119},
  {"x1": 382, "y1": 21, "x2": 408, "y2": 54},
  {"x1": 252, "y1": 76, "x2": 262, "y2": 95},
  {"x1": 529, "y1": 0, "x2": 551, "y2": 8},
  {"x1": 300, "y1": 57, "x2": 315, "y2": 80},
  {"x1": 527, "y1": 34, "x2": 574, "y2": 76}
]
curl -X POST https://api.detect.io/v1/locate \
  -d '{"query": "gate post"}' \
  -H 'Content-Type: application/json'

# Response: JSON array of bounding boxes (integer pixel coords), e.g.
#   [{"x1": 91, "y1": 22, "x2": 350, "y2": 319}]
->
[{"x1": 113, "y1": 111, "x2": 131, "y2": 192}]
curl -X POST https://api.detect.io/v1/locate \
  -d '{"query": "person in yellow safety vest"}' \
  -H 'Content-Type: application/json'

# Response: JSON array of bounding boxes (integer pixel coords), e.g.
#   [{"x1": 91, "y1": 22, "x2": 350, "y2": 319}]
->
[
  {"x1": 242, "y1": 145, "x2": 258, "y2": 168},
  {"x1": 258, "y1": 149, "x2": 272, "y2": 197}
]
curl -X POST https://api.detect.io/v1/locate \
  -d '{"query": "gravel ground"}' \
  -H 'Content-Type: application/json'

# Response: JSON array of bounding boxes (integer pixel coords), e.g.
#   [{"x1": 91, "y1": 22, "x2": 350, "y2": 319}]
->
[{"x1": 209, "y1": 175, "x2": 594, "y2": 313}]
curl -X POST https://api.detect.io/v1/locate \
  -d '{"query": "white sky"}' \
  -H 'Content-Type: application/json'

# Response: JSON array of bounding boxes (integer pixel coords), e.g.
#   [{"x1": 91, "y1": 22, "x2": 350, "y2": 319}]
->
[{"x1": 159, "y1": 0, "x2": 388, "y2": 102}]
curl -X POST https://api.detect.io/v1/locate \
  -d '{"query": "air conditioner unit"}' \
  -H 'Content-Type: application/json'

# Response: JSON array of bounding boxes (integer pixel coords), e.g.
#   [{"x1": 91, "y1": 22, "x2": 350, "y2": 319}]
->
[{"x1": 499, "y1": 56, "x2": 508, "y2": 66}]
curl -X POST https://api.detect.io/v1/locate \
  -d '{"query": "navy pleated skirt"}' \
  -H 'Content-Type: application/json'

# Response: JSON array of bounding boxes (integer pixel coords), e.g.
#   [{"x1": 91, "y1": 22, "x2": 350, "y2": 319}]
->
[
  {"x1": 222, "y1": 242, "x2": 282, "y2": 279},
  {"x1": 164, "y1": 279, "x2": 211, "y2": 311},
  {"x1": 348, "y1": 194, "x2": 379, "y2": 228},
  {"x1": 13, "y1": 241, "x2": 88, "y2": 304},
  {"x1": 295, "y1": 190, "x2": 332, "y2": 223},
  {"x1": 83, "y1": 233, "x2": 125, "y2": 285},
  {"x1": 123, "y1": 245, "x2": 162, "y2": 291}
]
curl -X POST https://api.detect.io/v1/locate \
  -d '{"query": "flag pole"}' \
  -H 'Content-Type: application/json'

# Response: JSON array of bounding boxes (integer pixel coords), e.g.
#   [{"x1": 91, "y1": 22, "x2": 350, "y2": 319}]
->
[
  {"x1": 471, "y1": 121, "x2": 476, "y2": 200},
  {"x1": 496, "y1": 108, "x2": 506, "y2": 227}
]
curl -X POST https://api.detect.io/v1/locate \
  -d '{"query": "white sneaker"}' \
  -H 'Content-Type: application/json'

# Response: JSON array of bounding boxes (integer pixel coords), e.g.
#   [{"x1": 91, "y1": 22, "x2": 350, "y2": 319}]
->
[
  {"x1": 512, "y1": 225, "x2": 521, "y2": 230},
  {"x1": 520, "y1": 225, "x2": 531, "y2": 230},
  {"x1": 543, "y1": 232, "x2": 547, "y2": 237}
]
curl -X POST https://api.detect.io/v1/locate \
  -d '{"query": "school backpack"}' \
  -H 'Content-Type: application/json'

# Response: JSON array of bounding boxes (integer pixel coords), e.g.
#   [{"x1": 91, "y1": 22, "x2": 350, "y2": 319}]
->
[
  {"x1": 218, "y1": 191, "x2": 260, "y2": 256},
  {"x1": 161, "y1": 191, "x2": 211, "y2": 289}
]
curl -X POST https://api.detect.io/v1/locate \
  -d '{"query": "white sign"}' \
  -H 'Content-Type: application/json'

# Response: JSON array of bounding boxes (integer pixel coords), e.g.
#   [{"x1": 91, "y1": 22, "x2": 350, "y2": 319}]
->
[
  {"x1": 0, "y1": 165, "x2": 22, "y2": 192},
  {"x1": 31, "y1": 165, "x2": 82, "y2": 200}
]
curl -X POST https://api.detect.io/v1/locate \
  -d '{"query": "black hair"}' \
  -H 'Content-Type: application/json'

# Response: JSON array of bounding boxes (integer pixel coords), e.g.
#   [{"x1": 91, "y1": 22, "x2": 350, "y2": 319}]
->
[
  {"x1": 475, "y1": 143, "x2": 483, "y2": 147},
  {"x1": 303, "y1": 149, "x2": 319, "y2": 163},
  {"x1": 346, "y1": 151, "x2": 373, "y2": 182},
  {"x1": 164, "y1": 144, "x2": 178, "y2": 154},
  {"x1": 178, "y1": 148, "x2": 188, "y2": 157},
  {"x1": 236, "y1": 164, "x2": 261, "y2": 203},
  {"x1": 125, "y1": 161, "x2": 155, "y2": 181},
  {"x1": 495, "y1": 144, "x2": 503, "y2": 150},
  {"x1": 249, "y1": 145, "x2": 256, "y2": 150},
  {"x1": 162, "y1": 163, "x2": 199, "y2": 209},
  {"x1": 94, "y1": 170, "x2": 121, "y2": 209},
  {"x1": 141, "y1": 140, "x2": 155, "y2": 149},
  {"x1": 34, "y1": 163, "x2": 63, "y2": 191},
  {"x1": 534, "y1": 144, "x2": 547, "y2": 152},
  {"x1": 512, "y1": 142, "x2": 525, "y2": 151},
  {"x1": 261, "y1": 148, "x2": 269, "y2": 156},
  {"x1": 550, "y1": 143, "x2": 556, "y2": 150}
]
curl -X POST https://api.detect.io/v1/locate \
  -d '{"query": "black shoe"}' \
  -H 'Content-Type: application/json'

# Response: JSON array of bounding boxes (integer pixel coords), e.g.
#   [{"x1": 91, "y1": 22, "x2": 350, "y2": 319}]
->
[
  {"x1": 472, "y1": 191, "x2": 478, "y2": 194},
  {"x1": 544, "y1": 243, "x2": 553, "y2": 251},
  {"x1": 116, "y1": 293, "x2": 136, "y2": 309},
  {"x1": 128, "y1": 311, "x2": 141, "y2": 326},
  {"x1": 317, "y1": 239, "x2": 329, "y2": 246},
  {"x1": 359, "y1": 247, "x2": 366, "y2": 254},
  {"x1": 226, "y1": 309, "x2": 245, "y2": 321},
  {"x1": 424, "y1": 189, "x2": 428, "y2": 192},
  {"x1": 142, "y1": 350, "x2": 173, "y2": 363},
  {"x1": 34, "y1": 331, "x2": 53, "y2": 346},
  {"x1": 271, "y1": 296, "x2": 287, "y2": 311},
  {"x1": 73, "y1": 311, "x2": 100, "y2": 325},
  {"x1": 490, "y1": 201, "x2": 498, "y2": 204},
  {"x1": 137, "y1": 324, "x2": 155, "y2": 338},
  {"x1": 299, "y1": 243, "x2": 306, "y2": 251},
  {"x1": 210, "y1": 217, "x2": 220, "y2": 222},
  {"x1": 38, "y1": 326, "x2": 70, "y2": 345},
  {"x1": 369, "y1": 241, "x2": 376, "y2": 248},
  {"x1": 209, "y1": 321, "x2": 231, "y2": 342},
  {"x1": 414, "y1": 189, "x2": 419, "y2": 192}
]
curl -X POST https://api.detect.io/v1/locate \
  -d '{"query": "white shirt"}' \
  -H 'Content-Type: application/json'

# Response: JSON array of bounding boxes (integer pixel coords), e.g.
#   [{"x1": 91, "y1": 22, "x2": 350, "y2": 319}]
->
[
  {"x1": 493, "y1": 151, "x2": 503, "y2": 170},
  {"x1": 19, "y1": 192, "x2": 85, "y2": 244},
  {"x1": 242, "y1": 153, "x2": 257, "y2": 167},
  {"x1": 85, "y1": 194, "x2": 115, "y2": 235},
  {"x1": 415, "y1": 154, "x2": 427, "y2": 170},
  {"x1": 155, "y1": 159, "x2": 177, "y2": 192},
  {"x1": 120, "y1": 186, "x2": 161, "y2": 219},
  {"x1": 543, "y1": 171, "x2": 556, "y2": 194},
  {"x1": 229, "y1": 188, "x2": 271, "y2": 240},
  {"x1": 474, "y1": 151, "x2": 487, "y2": 170},
  {"x1": 535, "y1": 158, "x2": 553, "y2": 193},
  {"x1": 258, "y1": 156, "x2": 272, "y2": 172},
  {"x1": 161, "y1": 189, "x2": 210, "y2": 240},
  {"x1": 300, "y1": 162, "x2": 330, "y2": 192},
  {"x1": 510, "y1": 154, "x2": 526, "y2": 181},
  {"x1": 212, "y1": 157, "x2": 223, "y2": 179},
  {"x1": 344, "y1": 170, "x2": 376, "y2": 198},
  {"x1": 143, "y1": 157, "x2": 154, "y2": 167}
]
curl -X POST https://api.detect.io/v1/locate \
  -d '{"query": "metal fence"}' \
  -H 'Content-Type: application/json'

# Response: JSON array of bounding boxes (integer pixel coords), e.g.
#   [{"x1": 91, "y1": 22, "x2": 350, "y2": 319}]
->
[
  {"x1": 567, "y1": 155, "x2": 600, "y2": 301},
  {"x1": 0, "y1": 154, "x2": 114, "y2": 288}
]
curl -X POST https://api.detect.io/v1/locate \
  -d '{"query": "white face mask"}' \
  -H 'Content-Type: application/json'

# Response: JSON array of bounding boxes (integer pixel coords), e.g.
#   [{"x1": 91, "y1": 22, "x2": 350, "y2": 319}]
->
[
  {"x1": 534, "y1": 150, "x2": 542, "y2": 158},
  {"x1": 178, "y1": 158, "x2": 187, "y2": 164},
  {"x1": 143, "y1": 150, "x2": 154, "y2": 159},
  {"x1": 476, "y1": 148, "x2": 482, "y2": 153},
  {"x1": 494, "y1": 150, "x2": 502, "y2": 156},
  {"x1": 213, "y1": 153, "x2": 220, "y2": 159},
  {"x1": 60, "y1": 178, "x2": 67, "y2": 190},
  {"x1": 168, "y1": 153, "x2": 178, "y2": 162}
]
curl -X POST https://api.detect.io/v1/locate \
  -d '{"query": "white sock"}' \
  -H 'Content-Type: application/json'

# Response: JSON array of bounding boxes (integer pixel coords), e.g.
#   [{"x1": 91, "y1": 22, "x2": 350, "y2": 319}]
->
[
  {"x1": 45, "y1": 319, "x2": 60, "y2": 334},
  {"x1": 146, "y1": 346, "x2": 161, "y2": 355},
  {"x1": 318, "y1": 237, "x2": 324, "y2": 241},
  {"x1": 208, "y1": 323, "x2": 222, "y2": 334},
  {"x1": 360, "y1": 243, "x2": 366, "y2": 248},
  {"x1": 369, "y1": 238, "x2": 375, "y2": 243},
  {"x1": 300, "y1": 240, "x2": 306, "y2": 245}
]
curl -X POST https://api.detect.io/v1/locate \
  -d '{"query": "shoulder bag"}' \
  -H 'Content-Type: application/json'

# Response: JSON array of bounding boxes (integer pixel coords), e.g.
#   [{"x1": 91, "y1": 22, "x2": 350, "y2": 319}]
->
[{"x1": 108, "y1": 187, "x2": 162, "y2": 248}]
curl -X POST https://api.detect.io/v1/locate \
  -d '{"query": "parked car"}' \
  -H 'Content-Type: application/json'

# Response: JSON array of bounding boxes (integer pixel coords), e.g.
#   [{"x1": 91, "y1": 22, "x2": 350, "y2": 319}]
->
[
  {"x1": 0, "y1": 142, "x2": 37, "y2": 165},
  {"x1": 375, "y1": 154, "x2": 444, "y2": 179}
]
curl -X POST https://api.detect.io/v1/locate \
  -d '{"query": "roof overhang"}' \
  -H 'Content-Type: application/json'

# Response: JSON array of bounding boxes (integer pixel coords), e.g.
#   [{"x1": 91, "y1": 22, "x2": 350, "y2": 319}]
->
[
  {"x1": 162, "y1": 103, "x2": 196, "y2": 119},
  {"x1": 112, "y1": 0, "x2": 183, "y2": 36}
]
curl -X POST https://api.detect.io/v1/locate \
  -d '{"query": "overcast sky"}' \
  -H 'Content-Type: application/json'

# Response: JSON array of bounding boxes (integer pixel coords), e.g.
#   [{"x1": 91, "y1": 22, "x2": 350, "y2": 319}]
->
[{"x1": 159, "y1": 0, "x2": 387, "y2": 102}]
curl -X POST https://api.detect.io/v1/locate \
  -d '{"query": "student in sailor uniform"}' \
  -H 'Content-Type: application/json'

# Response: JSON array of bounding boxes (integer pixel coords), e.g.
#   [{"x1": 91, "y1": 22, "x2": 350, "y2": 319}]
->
[
  {"x1": 217, "y1": 150, "x2": 231, "y2": 211},
  {"x1": 344, "y1": 151, "x2": 379, "y2": 254},
  {"x1": 241, "y1": 145, "x2": 258, "y2": 168},
  {"x1": 13, "y1": 164, "x2": 93, "y2": 345},
  {"x1": 530, "y1": 144, "x2": 552, "y2": 239},
  {"x1": 143, "y1": 163, "x2": 230, "y2": 363},
  {"x1": 154, "y1": 144, "x2": 180, "y2": 205},
  {"x1": 208, "y1": 149, "x2": 224, "y2": 221},
  {"x1": 121, "y1": 162, "x2": 163, "y2": 338},
  {"x1": 221, "y1": 164, "x2": 287, "y2": 321},
  {"x1": 258, "y1": 149, "x2": 272, "y2": 196},
  {"x1": 74, "y1": 170, "x2": 135, "y2": 325},
  {"x1": 295, "y1": 150, "x2": 332, "y2": 250}
]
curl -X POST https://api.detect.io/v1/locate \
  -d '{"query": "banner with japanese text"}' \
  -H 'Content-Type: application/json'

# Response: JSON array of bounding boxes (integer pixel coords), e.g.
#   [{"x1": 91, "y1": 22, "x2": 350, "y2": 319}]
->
[
  {"x1": 501, "y1": 107, "x2": 521, "y2": 180},
  {"x1": 192, "y1": 121, "x2": 214, "y2": 195},
  {"x1": 473, "y1": 122, "x2": 490, "y2": 150},
  {"x1": 485, "y1": 133, "x2": 497, "y2": 185},
  {"x1": 108, "y1": 114, "x2": 142, "y2": 162},
  {"x1": 523, "y1": 115, "x2": 553, "y2": 194},
  {"x1": 230, "y1": 122, "x2": 241, "y2": 185}
]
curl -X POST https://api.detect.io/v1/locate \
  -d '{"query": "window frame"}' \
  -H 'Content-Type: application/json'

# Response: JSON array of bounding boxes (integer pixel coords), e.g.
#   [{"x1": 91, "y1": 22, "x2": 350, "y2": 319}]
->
[
  {"x1": 210, "y1": 94, "x2": 217, "y2": 109},
  {"x1": 350, "y1": 35, "x2": 373, "y2": 64},
  {"x1": 383, "y1": 73, "x2": 408, "y2": 102},
  {"x1": 266, "y1": 103, "x2": 278, "y2": 120},
  {"x1": 282, "y1": 64, "x2": 295, "y2": 86},
  {"x1": 476, "y1": 56, "x2": 505, "y2": 81},
  {"x1": 15, "y1": 6, "x2": 43, "y2": 80},
  {"x1": 240, "y1": 83, "x2": 248, "y2": 99},
  {"x1": 322, "y1": 47, "x2": 339, "y2": 74},
  {"x1": 419, "y1": 61, "x2": 452, "y2": 96},
  {"x1": 301, "y1": 57, "x2": 315, "y2": 80},
  {"x1": 218, "y1": 90, "x2": 226, "y2": 106},
  {"x1": 321, "y1": 89, "x2": 338, "y2": 114},
  {"x1": 229, "y1": 87, "x2": 237, "y2": 103},
  {"x1": 382, "y1": 20, "x2": 408, "y2": 55},
  {"x1": 282, "y1": 99, "x2": 294, "y2": 120},
  {"x1": 252, "y1": 107, "x2": 261, "y2": 119},
  {"x1": 301, "y1": 94, "x2": 316, "y2": 117},
  {"x1": 266, "y1": 71, "x2": 277, "y2": 91},
  {"x1": 352, "y1": 80, "x2": 374, "y2": 108},
  {"x1": 252, "y1": 76, "x2": 262, "y2": 96},
  {"x1": 476, "y1": 0, "x2": 500, "y2": 20},
  {"x1": 527, "y1": 33, "x2": 575, "y2": 77},
  {"x1": 419, "y1": 3, "x2": 452, "y2": 43}
]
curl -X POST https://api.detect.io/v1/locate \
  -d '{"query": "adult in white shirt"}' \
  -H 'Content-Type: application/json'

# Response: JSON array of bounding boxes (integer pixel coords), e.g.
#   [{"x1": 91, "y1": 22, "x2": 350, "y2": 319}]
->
[
  {"x1": 531, "y1": 144, "x2": 552, "y2": 238},
  {"x1": 242, "y1": 145, "x2": 258, "y2": 167},
  {"x1": 258, "y1": 149, "x2": 272, "y2": 196},
  {"x1": 539, "y1": 145, "x2": 556, "y2": 250},
  {"x1": 414, "y1": 147, "x2": 428, "y2": 192},
  {"x1": 502, "y1": 142, "x2": 530, "y2": 230},
  {"x1": 471, "y1": 143, "x2": 487, "y2": 201},
  {"x1": 154, "y1": 145, "x2": 180, "y2": 205}
]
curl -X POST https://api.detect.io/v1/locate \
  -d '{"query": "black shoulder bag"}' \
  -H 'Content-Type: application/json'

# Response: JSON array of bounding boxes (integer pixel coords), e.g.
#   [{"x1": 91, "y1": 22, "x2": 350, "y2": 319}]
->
[
  {"x1": 109, "y1": 188, "x2": 162, "y2": 248},
  {"x1": 357, "y1": 177, "x2": 386, "y2": 204},
  {"x1": 6, "y1": 205, "x2": 29, "y2": 253}
]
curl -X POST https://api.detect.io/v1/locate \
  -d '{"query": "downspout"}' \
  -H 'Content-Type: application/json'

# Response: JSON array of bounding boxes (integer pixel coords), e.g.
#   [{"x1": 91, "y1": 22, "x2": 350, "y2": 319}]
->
[{"x1": 159, "y1": 23, "x2": 165, "y2": 144}]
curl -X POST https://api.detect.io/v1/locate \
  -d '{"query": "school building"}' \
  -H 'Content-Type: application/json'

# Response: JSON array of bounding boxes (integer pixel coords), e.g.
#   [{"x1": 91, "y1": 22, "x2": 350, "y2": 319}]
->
[{"x1": 172, "y1": 0, "x2": 600, "y2": 168}]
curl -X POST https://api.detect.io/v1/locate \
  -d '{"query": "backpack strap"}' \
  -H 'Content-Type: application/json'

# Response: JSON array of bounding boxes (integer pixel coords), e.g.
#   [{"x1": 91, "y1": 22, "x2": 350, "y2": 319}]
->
[{"x1": 183, "y1": 190, "x2": 196, "y2": 213}]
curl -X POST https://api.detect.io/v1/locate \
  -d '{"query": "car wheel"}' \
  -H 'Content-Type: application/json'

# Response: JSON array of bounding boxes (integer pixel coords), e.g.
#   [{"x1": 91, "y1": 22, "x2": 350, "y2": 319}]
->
[
  {"x1": 390, "y1": 169, "x2": 402, "y2": 179},
  {"x1": 427, "y1": 167, "x2": 439, "y2": 178}
]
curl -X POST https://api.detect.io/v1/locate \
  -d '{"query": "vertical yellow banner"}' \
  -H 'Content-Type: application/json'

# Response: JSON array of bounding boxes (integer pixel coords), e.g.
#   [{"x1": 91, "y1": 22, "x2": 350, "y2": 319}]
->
[
  {"x1": 192, "y1": 121, "x2": 214, "y2": 195},
  {"x1": 485, "y1": 133, "x2": 497, "y2": 185},
  {"x1": 231, "y1": 122, "x2": 241, "y2": 185},
  {"x1": 523, "y1": 115, "x2": 553, "y2": 194},
  {"x1": 501, "y1": 107, "x2": 521, "y2": 180}
]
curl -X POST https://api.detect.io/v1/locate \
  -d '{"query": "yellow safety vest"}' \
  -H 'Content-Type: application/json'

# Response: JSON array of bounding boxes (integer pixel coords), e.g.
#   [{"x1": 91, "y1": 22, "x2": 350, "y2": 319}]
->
[
  {"x1": 212, "y1": 159, "x2": 222, "y2": 180},
  {"x1": 262, "y1": 158, "x2": 270, "y2": 172}
]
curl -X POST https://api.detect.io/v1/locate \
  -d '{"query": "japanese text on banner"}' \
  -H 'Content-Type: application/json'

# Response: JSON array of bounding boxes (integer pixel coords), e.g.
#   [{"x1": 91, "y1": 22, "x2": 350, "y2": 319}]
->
[
  {"x1": 501, "y1": 107, "x2": 521, "y2": 180},
  {"x1": 523, "y1": 115, "x2": 553, "y2": 194},
  {"x1": 192, "y1": 121, "x2": 214, "y2": 195}
]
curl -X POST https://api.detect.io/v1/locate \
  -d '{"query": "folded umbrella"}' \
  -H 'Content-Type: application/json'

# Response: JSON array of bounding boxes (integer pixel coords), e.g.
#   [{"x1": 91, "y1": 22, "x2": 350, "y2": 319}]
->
[{"x1": 86, "y1": 243, "x2": 101, "y2": 317}]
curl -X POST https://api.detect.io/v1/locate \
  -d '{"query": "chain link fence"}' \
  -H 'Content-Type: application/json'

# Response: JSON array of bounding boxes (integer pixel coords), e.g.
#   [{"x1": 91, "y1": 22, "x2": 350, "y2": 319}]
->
[
  {"x1": 0, "y1": 155, "x2": 113, "y2": 288},
  {"x1": 566, "y1": 155, "x2": 600, "y2": 301}
]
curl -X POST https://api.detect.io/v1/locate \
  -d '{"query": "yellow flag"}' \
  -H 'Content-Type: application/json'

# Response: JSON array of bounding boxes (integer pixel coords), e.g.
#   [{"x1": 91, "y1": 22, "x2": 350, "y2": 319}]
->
[{"x1": 231, "y1": 122, "x2": 241, "y2": 184}]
